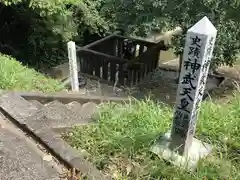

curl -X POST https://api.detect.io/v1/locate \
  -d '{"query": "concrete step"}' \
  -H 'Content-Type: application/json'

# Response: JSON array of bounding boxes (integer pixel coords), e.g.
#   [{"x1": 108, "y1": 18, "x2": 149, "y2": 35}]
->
[
  {"x1": 78, "y1": 102, "x2": 98, "y2": 120},
  {"x1": 29, "y1": 100, "x2": 98, "y2": 123},
  {"x1": 65, "y1": 101, "x2": 82, "y2": 114},
  {"x1": 29, "y1": 100, "x2": 44, "y2": 109},
  {"x1": 0, "y1": 93, "x2": 39, "y2": 124},
  {"x1": 0, "y1": 92, "x2": 107, "y2": 180},
  {"x1": 26, "y1": 100, "x2": 94, "y2": 133},
  {"x1": 65, "y1": 101, "x2": 98, "y2": 120},
  {"x1": 0, "y1": 93, "x2": 98, "y2": 133}
]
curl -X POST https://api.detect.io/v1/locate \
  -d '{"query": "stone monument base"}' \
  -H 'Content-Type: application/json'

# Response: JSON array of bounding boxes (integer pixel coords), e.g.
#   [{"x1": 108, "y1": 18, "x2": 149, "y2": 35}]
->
[{"x1": 150, "y1": 131, "x2": 212, "y2": 171}]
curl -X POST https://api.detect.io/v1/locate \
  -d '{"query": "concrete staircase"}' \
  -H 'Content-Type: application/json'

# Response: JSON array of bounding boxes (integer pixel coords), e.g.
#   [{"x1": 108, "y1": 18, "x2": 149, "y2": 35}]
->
[
  {"x1": 0, "y1": 92, "x2": 112, "y2": 180},
  {"x1": 0, "y1": 93, "x2": 98, "y2": 133},
  {"x1": 28, "y1": 100, "x2": 97, "y2": 132}
]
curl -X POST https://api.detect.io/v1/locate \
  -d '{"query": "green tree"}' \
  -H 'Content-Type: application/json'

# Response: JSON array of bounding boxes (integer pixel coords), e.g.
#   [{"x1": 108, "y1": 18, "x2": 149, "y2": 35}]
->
[
  {"x1": 102, "y1": 0, "x2": 240, "y2": 69},
  {"x1": 1, "y1": 0, "x2": 76, "y2": 67},
  {"x1": 0, "y1": 0, "x2": 109, "y2": 69}
]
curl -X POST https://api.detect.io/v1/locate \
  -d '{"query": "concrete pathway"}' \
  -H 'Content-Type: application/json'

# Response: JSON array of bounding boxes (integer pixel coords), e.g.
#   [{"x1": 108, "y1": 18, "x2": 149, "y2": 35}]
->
[{"x1": 0, "y1": 113, "x2": 65, "y2": 180}]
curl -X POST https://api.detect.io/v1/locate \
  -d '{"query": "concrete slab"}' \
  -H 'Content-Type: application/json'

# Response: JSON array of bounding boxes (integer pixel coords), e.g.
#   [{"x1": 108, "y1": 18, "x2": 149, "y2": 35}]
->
[
  {"x1": 150, "y1": 131, "x2": 212, "y2": 171},
  {"x1": 0, "y1": 118, "x2": 61, "y2": 180},
  {"x1": 0, "y1": 93, "x2": 39, "y2": 124},
  {"x1": 26, "y1": 100, "x2": 94, "y2": 133},
  {"x1": 65, "y1": 101, "x2": 82, "y2": 113},
  {"x1": 78, "y1": 102, "x2": 98, "y2": 119}
]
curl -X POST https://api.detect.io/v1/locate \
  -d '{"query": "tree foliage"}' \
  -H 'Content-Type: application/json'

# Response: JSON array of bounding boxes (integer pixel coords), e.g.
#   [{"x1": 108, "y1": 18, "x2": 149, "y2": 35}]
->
[
  {"x1": 101, "y1": 0, "x2": 240, "y2": 69},
  {"x1": 0, "y1": 0, "x2": 239, "y2": 70},
  {"x1": 0, "y1": 0, "x2": 109, "y2": 69}
]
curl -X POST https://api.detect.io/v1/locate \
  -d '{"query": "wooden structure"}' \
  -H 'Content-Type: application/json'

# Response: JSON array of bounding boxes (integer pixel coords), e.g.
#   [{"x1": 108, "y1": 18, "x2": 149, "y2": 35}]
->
[{"x1": 76, "y1": 34, "x2": 168, "y2": 86}]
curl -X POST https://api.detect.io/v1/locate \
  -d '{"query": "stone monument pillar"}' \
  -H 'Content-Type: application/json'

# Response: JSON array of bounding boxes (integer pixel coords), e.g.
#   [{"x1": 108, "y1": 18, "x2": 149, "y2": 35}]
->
[{"x1": 151, "y1": 16, "x2": 217, "y2": 171}]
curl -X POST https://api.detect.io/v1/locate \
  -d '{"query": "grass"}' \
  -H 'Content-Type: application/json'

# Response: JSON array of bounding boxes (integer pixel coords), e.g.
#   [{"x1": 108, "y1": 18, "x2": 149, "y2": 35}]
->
[
  {"x1": 0, "y1": 53, "x2": 64, "y2": 92},
  {"x1": 235, "y1": 53, "x2": 240, "y2": 65},
  {"x1": 64, "y1": 94, "x2": 240, "y2": 180}
]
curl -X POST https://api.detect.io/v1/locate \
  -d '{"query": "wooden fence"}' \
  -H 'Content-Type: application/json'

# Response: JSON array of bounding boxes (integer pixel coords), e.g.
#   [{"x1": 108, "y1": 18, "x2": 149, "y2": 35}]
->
[{"x1": 76, "y1": 34, "x2": 168, "y2": 86}]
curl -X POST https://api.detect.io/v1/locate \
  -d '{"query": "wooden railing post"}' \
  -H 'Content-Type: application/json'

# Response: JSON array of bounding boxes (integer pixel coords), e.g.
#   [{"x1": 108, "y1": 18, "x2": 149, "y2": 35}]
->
[{"x1": 67, "y1": 41, "x2": 79, "y2": 92}]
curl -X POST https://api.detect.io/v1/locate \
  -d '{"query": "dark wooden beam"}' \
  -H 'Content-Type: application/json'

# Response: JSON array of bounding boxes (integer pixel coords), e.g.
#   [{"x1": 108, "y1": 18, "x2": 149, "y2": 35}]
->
[
  {"x1": 78, "y1": 48, "x2": 143, "y2": 66},
  {"x1": 79, "y1": 34, "x2": 116, "y2": 50},
  {"x1": 115, "y1": 35, "x2": 157, "y2": 46}
]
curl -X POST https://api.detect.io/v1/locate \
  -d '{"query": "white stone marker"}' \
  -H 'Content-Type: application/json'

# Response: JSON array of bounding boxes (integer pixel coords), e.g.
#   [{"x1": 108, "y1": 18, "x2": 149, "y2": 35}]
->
[
  {"x1": 151, "y1": 16, "x2": 217, "y2": 171},
  {"x1": 67, "y1": 41, "x2": 79, "y2": 92}
]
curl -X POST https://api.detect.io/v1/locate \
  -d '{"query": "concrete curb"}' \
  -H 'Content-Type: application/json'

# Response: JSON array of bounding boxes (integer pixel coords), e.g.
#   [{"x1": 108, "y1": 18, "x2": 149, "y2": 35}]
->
[{"x1": 35, "y1": 129, "x2": 107, "y2": 180}]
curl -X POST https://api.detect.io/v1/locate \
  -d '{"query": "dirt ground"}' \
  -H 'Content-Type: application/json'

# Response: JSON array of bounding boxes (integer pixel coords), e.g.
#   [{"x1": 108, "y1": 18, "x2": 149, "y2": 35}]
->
[
  {"x1": 151, "y1": 57, "x2": 240, "y2": 105},
  {"x1": 129, "y1": 66, "x2": 225, "y2": 107}
]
